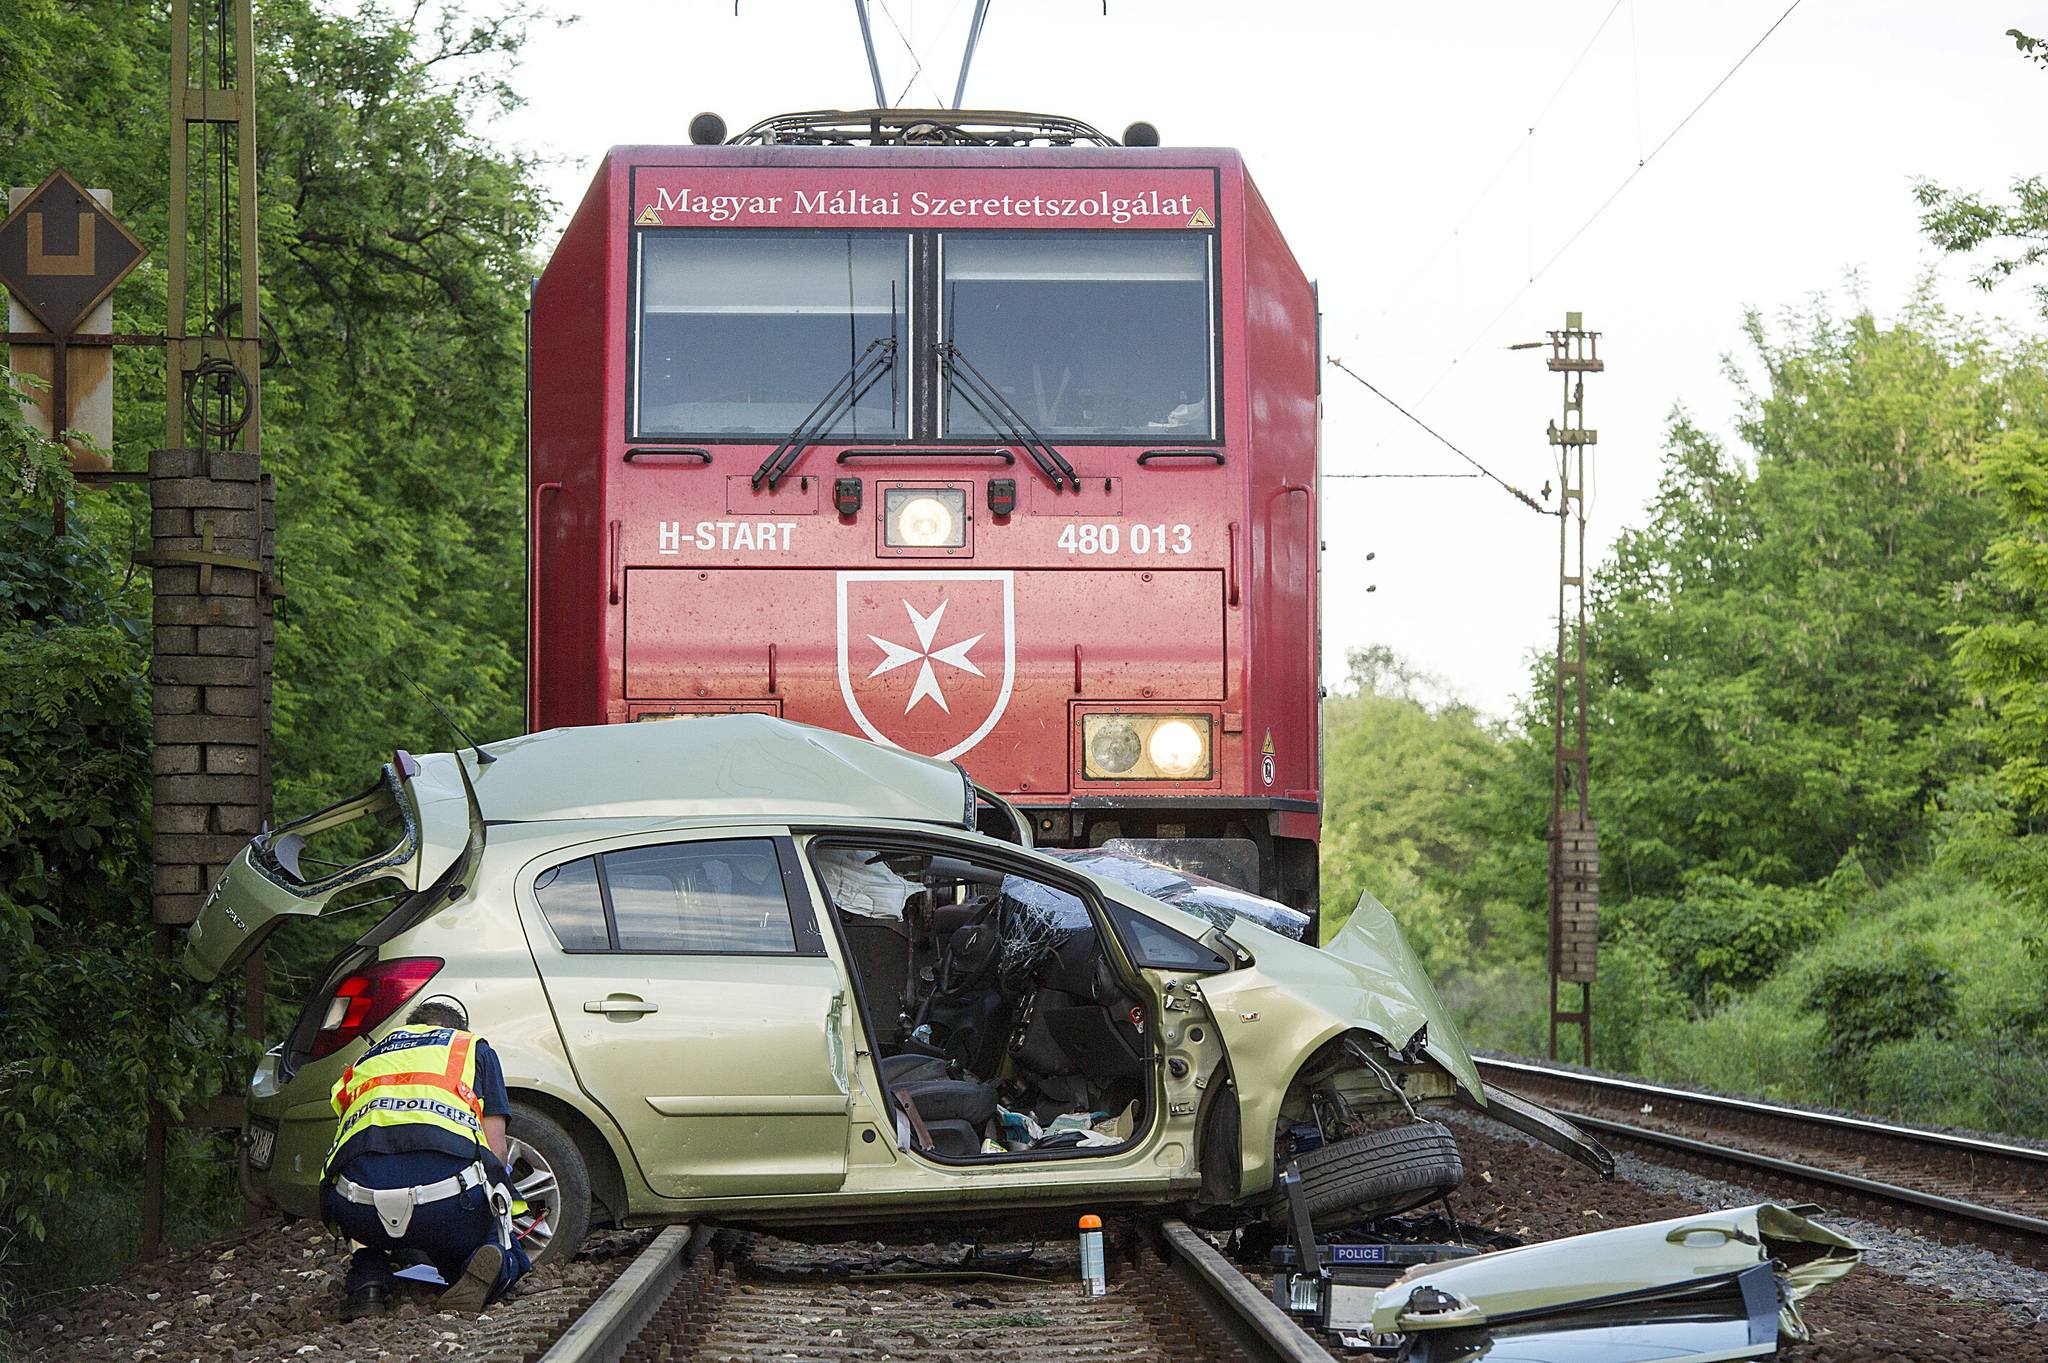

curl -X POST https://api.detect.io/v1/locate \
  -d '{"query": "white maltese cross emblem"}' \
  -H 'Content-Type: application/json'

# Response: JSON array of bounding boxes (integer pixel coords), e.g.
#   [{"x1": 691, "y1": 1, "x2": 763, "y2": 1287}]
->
[{"x1": 866, "y1": 598, "x2": 985, "y2": 714}]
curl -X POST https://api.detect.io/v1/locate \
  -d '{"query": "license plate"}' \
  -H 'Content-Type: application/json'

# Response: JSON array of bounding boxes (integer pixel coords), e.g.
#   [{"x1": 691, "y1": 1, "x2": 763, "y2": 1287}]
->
[{"x1": 245, "y1": 1120, "x2": 277, "y2": 1172}]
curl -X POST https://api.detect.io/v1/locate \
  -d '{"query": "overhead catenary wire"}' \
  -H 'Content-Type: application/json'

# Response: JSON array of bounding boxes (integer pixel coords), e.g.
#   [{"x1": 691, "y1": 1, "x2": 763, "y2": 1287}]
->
[
  {"x1": 1414, "y1": 0, "x2": 1809, "y2": 405},
  {"x1": 1372, "y1": 0, "x2": 1629, "y2": 324},
  {"x1": 1327, "y1": 357, "x2": 1547, "y2": 513},
  {"x1": 1324, "y1": 472, "x2": 1483, "y2": 480},
  {"x1": 877, "y1": 0, "x2": 954, "y2": 106}
]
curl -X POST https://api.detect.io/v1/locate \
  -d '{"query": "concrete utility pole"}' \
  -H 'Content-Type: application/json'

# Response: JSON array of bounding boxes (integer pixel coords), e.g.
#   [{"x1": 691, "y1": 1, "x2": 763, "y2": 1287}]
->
[
  {"x1": 142, "y1": 0, "x2": 270, "y2": 1255},
  {"x1": 1545, "y1": 312, "x2": 1599, "y2": 1063}
]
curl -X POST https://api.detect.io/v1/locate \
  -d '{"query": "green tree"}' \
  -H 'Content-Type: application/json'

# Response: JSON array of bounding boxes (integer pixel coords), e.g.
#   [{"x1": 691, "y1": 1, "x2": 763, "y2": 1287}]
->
[
  {"x1": 0, "y1": 386, "x2": 226, "y2": 1277},
  {"x1": 1588, "y1": 301, "x2": 2025, "y2": 900},
  {"x1": 1319, "y1": 648, "x2": 1513, "y2": 973},
  {"x1": 0, "y1": 0, "x2": 554, "y2": 1308},
  {"x1": 1915, "y1": 27, "x2": 2048, "y2": 914},
  {"x1": 1915, "y1": 31, "x2": 2048, "y2": 317},
  {"x1": 1939, "y1": 428, "x2": 2048, "y2": 907}
]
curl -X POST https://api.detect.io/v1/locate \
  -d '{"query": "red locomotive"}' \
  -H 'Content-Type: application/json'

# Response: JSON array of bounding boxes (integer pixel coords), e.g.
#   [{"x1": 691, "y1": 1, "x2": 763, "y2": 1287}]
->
[{"x1": 529, "y1": 111, "x2": 1321, "y2": 918}]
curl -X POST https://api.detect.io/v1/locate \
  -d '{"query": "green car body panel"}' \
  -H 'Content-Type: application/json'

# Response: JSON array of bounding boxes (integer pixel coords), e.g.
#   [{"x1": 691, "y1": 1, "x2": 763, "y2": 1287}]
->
[
  {"x1": 1369, "y1": 1202, "x2": 1861, "y2": 1356},
  {"x1": 190, "y1": 715, "x2": 1606, "y2": 1229}
]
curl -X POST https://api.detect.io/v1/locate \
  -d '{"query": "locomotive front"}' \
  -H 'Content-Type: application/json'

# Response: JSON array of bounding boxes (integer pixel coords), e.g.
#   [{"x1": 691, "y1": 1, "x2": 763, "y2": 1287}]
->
[{"x1": 529, "y1": 111, "x2": 1321, "y2": 921}]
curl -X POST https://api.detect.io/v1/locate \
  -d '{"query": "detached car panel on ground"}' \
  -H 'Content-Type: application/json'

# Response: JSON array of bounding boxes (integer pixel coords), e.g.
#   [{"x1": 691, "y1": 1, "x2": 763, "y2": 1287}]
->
[
  {"x1": 189, "y1": 716, "x2": 1615, "y2": 1255},
  {"x1": 1365, "y1": 1202, "x2": 1861, "y2": 1361}
]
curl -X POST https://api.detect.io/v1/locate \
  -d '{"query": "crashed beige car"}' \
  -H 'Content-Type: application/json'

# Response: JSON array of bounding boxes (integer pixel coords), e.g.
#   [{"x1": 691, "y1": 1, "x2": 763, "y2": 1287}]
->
[{"x1": 185, "y1": 715, "x2": 1615, "y2": 1263}]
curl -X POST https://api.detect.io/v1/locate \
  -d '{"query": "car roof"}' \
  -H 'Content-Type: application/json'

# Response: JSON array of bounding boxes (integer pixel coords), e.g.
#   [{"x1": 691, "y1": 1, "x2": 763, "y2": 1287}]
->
[{"x1": 464, "y1": 714, "x2": 972, "y2": 828}]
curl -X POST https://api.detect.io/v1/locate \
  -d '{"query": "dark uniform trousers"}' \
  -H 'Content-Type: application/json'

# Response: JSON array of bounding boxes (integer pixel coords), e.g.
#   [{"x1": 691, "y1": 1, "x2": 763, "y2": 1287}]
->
[{"x1": 322, "y1": 1149, "x2": 531, "y2": 1297}]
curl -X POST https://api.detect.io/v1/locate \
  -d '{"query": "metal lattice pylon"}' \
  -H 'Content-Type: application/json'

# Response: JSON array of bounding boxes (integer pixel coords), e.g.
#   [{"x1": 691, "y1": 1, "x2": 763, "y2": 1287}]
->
[{"x1": 1545, "y1": 313, "x2": 1600, "y2": 1062}]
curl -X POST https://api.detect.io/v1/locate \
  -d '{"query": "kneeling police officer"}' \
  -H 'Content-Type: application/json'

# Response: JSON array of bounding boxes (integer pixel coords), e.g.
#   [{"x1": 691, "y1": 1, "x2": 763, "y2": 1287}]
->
[{"x1": 321, "y1": 999, "x2": 530, "y2": 1319}]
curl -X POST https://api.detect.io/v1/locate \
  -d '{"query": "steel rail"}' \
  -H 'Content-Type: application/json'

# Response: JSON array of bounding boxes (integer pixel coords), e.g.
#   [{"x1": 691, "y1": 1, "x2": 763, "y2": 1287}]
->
[
  {"x1": 540, "y1": 1215, "x2": 1331, "y2": 1362},
  {"x1": 1475, "y1": 1055, "x2": 2048, "y2": 1166},
  {"x1": 536, "y1": 1224, "x2": 702, "y2": 1363},
  {"x1": 1476, "y1": 1057, "x2": 2048, "y2": 1268},
  {"x1": 1561, "y1": 1110, "x2": 2048, "y2": 1243},
  {"x1": 1155, "y1": 1217, "x2": 1333, "y2": 1363}
]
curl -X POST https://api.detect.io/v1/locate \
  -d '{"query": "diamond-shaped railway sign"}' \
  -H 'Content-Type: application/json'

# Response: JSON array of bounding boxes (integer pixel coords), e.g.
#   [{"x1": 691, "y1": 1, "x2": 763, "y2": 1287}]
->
[{"x1": 0, "y1": 169, "x2": 147, "y2": 335}]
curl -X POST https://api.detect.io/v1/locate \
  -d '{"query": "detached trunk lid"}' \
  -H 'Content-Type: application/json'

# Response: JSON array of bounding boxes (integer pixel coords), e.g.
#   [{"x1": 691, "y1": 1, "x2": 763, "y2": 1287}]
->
[
  {"x1": 1368, "y1": 1202, "x2": 1861, "y2": 1360},
  {"x1": 181, "y1": 750, "x2": 481, "y2": 983}
]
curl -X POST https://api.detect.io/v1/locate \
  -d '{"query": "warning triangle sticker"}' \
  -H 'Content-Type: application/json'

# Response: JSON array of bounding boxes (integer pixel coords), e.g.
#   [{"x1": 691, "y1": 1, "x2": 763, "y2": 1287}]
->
[
  {"x1": 1261, "y1": 729, "x2": 1276, "y2": 755},
  {"x1": 635, "y1": 205, "x2": 662, "y2": 226},
  {"x1": 1187, "y1": 207, "x2": 1214, "y2": 228}
]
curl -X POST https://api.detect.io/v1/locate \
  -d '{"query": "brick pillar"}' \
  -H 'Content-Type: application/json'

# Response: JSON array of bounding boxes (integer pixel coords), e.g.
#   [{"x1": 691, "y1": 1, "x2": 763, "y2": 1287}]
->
[{"x1": 149, "y1": 446, "x2": 270, "y2": 927}]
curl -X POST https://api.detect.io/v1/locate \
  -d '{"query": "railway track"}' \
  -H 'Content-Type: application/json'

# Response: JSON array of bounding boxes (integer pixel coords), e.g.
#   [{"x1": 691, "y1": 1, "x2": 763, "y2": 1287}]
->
[
  {"x1": 1474, "y1": 1055, "x2": 2048, "y2": 1269},
  {"x1": 534, "y1": 1216, "x2": 1329, "y2": 1363}
]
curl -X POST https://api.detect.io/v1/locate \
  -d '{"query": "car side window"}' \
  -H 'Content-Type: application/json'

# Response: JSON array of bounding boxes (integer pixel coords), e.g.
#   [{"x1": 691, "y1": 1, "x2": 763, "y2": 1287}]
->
[
  {"x1": 604, "y1": 839, "x2": 795, "y2": 953},
  {"x1": 532, "y1": 837, "x2": 823, "y2": 955},
  {"x1": 534, "y1": 856, "x2": 609, "y2": 950},
  {"x1": 1105, "y1": 900, "x2": 1231, "y2": 973}
]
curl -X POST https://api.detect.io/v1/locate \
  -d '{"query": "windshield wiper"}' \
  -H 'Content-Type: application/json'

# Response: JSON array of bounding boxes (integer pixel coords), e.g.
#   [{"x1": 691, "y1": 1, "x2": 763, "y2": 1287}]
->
[
  {"x1": 753, "y1": 337, "x2": 899, "y2": 490},
  {"x1": 939, "y1": 341, "x2": 1081, "y2": 492}
]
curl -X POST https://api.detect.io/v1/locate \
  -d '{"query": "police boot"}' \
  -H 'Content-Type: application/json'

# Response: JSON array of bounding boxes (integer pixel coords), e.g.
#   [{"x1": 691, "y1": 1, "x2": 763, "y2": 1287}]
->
[
  {"x1": 340, "y1": 1281, "x2": 391, "y2": 1321},
  {"x1": 341, "y1": 1247, "x2": 395, "y2": 1320},
  {"x1": 439, "y1": 1243, "x2": 504, "y2": 1314}
]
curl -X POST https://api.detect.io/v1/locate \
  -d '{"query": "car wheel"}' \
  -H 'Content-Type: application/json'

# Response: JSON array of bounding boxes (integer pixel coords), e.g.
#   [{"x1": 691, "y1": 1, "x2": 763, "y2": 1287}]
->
[
  {"x1": 505, "y1": 1104, "x2": 592, "y2": 1267},
  {"x1": 1266, "y1": 1120, "x2": 1464, "y2": 1224}
]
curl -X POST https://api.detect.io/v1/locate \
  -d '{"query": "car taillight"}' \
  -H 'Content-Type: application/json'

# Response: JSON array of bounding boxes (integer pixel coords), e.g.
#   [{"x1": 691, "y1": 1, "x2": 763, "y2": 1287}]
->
[{"x1": 310, "y1": 957, "x2": 443, "y2": 1059}]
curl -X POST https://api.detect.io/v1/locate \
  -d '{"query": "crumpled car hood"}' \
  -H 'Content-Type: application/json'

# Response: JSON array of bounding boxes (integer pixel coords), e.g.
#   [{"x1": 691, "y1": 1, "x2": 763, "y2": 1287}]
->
[{"x1": 1215, "y1": 888, "x2": 1486, "y2": 1103}]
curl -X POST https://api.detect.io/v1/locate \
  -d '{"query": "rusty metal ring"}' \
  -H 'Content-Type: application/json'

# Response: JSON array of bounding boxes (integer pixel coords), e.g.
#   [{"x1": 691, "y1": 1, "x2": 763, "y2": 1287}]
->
[{"x1": 184, "y1": 355, "x2": 251, "y2": 439}]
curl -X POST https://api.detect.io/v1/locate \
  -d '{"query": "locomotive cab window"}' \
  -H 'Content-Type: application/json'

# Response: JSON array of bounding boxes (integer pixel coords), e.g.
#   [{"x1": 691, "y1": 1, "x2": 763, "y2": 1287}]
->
[
  {"x1": 634, "y1": 231, "x2": 909, "y2": 438},
  {"x1": 940, "y1": 232, "x2": 1214, "y2": 440}
]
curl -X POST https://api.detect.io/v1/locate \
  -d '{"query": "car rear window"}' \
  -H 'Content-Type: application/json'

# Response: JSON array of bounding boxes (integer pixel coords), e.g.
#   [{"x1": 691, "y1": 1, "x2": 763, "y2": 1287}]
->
[{"x1": 1105, "y1": 900, "x2": 1230, "y2": 973}]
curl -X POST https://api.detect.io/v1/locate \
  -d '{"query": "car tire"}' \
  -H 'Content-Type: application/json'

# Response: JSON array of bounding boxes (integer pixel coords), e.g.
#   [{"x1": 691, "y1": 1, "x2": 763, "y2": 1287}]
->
[
  {"x1": 1267, "y1": 1120, "x2": 1464, "y2": 1224},
  {"x1": 505, "y1": 1103, "x2": 593, "y2": 1268}
]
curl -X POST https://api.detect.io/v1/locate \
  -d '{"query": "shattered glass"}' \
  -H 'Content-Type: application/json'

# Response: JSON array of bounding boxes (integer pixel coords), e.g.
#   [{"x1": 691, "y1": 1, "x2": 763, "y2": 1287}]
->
[
  {"x1": 994, "y1": 874, "x2": 1086, "y2": 977},
  {"x1": 1043, "y1": 848, "x2": 1312, "y2": 940}
]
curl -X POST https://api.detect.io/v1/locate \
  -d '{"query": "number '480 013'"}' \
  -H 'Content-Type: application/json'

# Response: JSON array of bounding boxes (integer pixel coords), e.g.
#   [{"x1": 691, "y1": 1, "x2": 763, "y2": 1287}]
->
[{"x1": 1057, "y1": 523, "x2": 1193, "y2": 555}]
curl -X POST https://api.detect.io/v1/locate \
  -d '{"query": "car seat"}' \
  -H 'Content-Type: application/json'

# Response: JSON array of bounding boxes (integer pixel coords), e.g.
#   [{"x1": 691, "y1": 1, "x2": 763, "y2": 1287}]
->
[
  {"x1": 878, "y1": 1053, "x2": 998, "y2": 1158},
  {"x1": 917, "y1": 919, "x2": 1011, "y2": 1079}
]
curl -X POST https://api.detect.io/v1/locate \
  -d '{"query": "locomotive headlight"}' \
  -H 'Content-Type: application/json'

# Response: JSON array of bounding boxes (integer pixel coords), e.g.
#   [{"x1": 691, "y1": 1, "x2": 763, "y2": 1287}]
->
[
  {"x1": 1081, "y1": 713, "x2": 1213, "y2": 781},
  {"x1": 1085, "y1": 717, "x2": 1143, "y2": 775},
  {"x1": 884, "y1": 487, "x2": 967, "y2": 547},
  {"x1": 1147, "y1": 718, "x2": 1208, "y2": 777}
]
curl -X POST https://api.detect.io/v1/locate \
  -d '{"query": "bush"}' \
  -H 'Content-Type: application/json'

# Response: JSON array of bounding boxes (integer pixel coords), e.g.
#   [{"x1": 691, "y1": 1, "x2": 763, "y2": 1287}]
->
[
  {"x1": 0, "y1": 407, "x2": 238, "y2": 1312},
  {"x1": 1588, "y1": 935, "x2": 1689, "y2": 1074},
  {"x1": 1806, "y1": 940, "x2": 1958, "y2": 1063},
  {"x1": 1611, "y1": 873, "x2": 2044, "y2": 1133},
  {"x1": 1613, "y1": 873, "x2": 1842, "y2": 1005}
]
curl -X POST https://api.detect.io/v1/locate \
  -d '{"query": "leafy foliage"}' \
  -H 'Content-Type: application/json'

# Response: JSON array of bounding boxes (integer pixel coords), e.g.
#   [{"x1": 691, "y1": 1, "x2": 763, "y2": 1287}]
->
[
  {"x1": 1318, "y1": 648, "x2": 1525, "y2": 974},
  {"x1": 1611, "y1": 874, "x2": 1844, "y2": 1007},
  {"x1": 1590, "y1": 301, "x2": 2024, "y2": 898},
  {"x1": 0, "y1": 0, "x2": 553, "y2": 1312},
  {"x1": 1323, "y1": 294, "x2": 2048, "y2": 1132},
  {"x1": 1806, "y1": 940, "x2": 1956, "y2": 1073},
  {"x1": 0, "y1": 398, "x2": 229, "y2": 1261},
  {"x1": 1914, "y1": 31, "x2": 2048, "y2": 316}
]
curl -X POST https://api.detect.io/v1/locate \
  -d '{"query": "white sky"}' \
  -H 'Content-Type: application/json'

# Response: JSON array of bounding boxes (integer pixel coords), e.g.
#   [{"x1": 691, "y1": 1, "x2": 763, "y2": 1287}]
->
[{"x1": 489, "y1": 0, "x2": 2045, "y2": 717}]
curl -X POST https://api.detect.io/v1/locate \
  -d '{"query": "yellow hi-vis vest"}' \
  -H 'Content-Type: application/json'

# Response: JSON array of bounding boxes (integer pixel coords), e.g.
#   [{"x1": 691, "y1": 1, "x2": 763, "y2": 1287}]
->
[{"x1": 324, "y1": 1025, "x2": 486, "y2": 1179}]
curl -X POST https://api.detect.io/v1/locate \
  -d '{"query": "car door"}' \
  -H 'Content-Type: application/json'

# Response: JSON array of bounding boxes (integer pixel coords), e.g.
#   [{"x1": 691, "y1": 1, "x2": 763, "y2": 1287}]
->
[
  {"x1": 517, "y1": 828, "x2": 852, "y2": 1199},
  {"x1": 805, "y1": 832, "x2": 1194, "y2": 1196}
]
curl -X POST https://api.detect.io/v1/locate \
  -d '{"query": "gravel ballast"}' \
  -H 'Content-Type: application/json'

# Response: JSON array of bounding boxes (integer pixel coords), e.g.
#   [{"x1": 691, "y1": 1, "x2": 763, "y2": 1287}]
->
[
  {"x1": 1448, "y1": 1112, "x2": 2048, "y2": 1359},
  {"x1": 11, "y1": 1219, "x2": 653, "y2": 1363}
]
